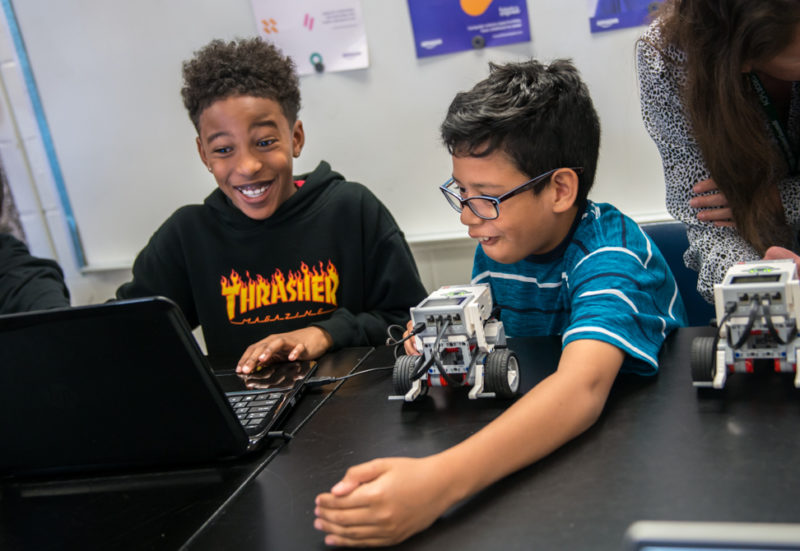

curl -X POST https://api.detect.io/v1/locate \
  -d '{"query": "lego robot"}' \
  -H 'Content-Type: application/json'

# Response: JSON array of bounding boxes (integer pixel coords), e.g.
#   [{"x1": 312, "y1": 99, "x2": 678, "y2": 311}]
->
[
  {"x1": 390, "y1": 284, "x2": 520, "y2": 402},
  {"x1": 691, "y1": 258, "x2": 800, "y2": 389}
]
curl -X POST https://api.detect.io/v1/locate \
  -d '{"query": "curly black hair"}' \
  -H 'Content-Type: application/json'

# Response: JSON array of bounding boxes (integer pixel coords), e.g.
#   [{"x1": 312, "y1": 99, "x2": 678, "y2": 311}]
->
[
  {"x1": 441, "y1": 59, "x2": 600, "y2": 204},
  {"x1": 181, "y1": 38, "x2": 301, "y2": 130}
]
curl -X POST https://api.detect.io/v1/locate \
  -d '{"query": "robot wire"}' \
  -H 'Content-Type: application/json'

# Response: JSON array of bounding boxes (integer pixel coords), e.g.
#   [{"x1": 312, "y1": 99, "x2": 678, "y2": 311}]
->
[
  {"x1": 761, "y1": 295, "x2": 795, "y2": 345},
  {"x1": 386, "y1": 322, "x2": 426, "y2": 359},
  {"x1": 410, "y1": 318, "x2": 467, "y2": 387},
  {"x1": 410, "y1": 319, "x2": 451, "y2": 381},
  {"x1": 725, "y1": 297, "x2": 758, "y2": 350},
  {"x1": 305, "y1": 365, "x2": 396, "y2": 388}
]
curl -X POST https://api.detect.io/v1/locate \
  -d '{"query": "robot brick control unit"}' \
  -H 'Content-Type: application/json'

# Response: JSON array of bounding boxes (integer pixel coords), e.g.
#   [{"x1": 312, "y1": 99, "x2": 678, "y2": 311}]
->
[
  {"x1": 390, "y1": 284, "x2": 520, "y2": 402},
  {"x1": 691, "y1": 259, "x2": 800, "y2": 389}
]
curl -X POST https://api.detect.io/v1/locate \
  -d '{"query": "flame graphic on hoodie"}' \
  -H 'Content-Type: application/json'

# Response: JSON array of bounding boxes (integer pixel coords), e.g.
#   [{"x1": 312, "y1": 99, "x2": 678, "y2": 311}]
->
[{"x1": 220, "y1": 261, "x2": 339, "y2": 324}]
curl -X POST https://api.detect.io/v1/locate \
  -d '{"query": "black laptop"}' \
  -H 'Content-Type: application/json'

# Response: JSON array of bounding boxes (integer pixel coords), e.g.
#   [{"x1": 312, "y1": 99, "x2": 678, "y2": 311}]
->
[{"x1": 0, "y1": 296, "x2": 317, "y2": 478}]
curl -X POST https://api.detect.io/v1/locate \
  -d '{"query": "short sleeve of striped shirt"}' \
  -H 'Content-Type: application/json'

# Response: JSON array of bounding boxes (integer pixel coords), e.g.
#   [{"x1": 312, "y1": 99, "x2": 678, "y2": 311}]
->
[
  {"x1": 471, "y1": 202, "x2": 687, "y2": 376},
  {"x1": 562, "y1": 203, "x2": 686, "y2": 374}
]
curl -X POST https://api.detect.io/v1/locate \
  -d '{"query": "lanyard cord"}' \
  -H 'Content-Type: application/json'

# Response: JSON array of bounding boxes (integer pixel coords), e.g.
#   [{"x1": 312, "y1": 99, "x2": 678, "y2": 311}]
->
[{"x1": 748, "y1": 72, "x2": 799, "y2": 175}]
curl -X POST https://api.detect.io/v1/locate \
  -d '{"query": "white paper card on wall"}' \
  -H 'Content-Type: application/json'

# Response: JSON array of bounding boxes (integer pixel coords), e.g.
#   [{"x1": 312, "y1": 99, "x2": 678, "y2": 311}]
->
[{"x1": 250, "y1": 0, "x2": 369, "y2": 76}]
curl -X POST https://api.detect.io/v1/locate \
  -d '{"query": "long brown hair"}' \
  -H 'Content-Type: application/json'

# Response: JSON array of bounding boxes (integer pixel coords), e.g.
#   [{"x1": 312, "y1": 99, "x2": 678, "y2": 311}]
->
[{"x1": 654, "y1": 0, "x2": 800, "y2": 254}]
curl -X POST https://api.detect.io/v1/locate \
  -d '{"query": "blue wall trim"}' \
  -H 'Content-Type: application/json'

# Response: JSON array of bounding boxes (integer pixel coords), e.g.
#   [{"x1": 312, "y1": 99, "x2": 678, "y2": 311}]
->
[{"x1": 1, "y1": 0, "x2": 86, "y2": 267}]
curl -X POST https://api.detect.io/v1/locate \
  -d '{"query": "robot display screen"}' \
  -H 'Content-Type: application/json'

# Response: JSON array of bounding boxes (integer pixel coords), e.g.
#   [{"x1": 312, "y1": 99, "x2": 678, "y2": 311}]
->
[
  {"x1": 730, "y1": 274, "x2": 781, "y2": 284},
  {"x1": 420, "y1": 296, "x2": 467, "y2": 308}
]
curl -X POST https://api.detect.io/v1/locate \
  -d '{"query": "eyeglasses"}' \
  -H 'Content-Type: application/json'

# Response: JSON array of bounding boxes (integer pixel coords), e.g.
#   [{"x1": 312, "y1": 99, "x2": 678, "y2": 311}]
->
[{"x1": 439, "y1": 167, "x2": 584, "y2": 220}]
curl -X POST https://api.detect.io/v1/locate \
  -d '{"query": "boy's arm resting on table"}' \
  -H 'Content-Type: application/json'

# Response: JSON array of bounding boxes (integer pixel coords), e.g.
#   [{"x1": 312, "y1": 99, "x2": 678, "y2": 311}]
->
[{"x1": 313, "y1": 339, "x2": 625, "y2": 547}]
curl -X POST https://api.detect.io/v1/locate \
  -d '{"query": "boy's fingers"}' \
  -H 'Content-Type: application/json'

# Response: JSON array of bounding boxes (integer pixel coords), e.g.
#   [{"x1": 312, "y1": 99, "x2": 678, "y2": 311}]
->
[
  {"x1": 324, "y1": 535, "x2": 388, "y2": 548},
  {"x1": 314, "y1": 502, "x2": 377, "y2": 526},
  {"x1": 237, "y1": 345, "x2": 258, "y2": 372},
  {"x1": 316, "y1": 511, "x2": 412, "y2": 548},
  {"x1": 316, "y1": 489, "x2": 384, "y2": 511},
  {"x1": 239, "y1": 356, "x2": 258, "y2": 374},
  {"x1": 336, "y1": 460, "x2": 388, "y2": 490},
  {"x1": 288, "y1": 343, "x2": 305, "y2": 361},
  {"x1": 314, "y1": 516, "x2": 390, "y2": 546},
  {"x1": 331, "y1": 477, "x2": 361, "y2": 496}
]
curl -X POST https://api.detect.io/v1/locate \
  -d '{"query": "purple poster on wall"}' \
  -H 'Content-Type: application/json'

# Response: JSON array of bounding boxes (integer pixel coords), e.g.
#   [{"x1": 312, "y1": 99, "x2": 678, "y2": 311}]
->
[
  {"x1": 589, "y1": 0, "x2": 664, "y2": 33},
  {"x1": 407, "y1": 0, "x2": 530, "y2": 59}
]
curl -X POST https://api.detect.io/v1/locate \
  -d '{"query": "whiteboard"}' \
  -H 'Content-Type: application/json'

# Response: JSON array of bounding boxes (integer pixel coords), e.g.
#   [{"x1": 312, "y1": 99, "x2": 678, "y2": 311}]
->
[{"x1": 14, "y1": 0, "x2": 667, "y2": 269}]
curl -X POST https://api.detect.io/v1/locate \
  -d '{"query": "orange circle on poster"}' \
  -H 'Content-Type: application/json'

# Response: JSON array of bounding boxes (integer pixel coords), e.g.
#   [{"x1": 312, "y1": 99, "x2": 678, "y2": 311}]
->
[{"x1": 460, "y1": 0, "x2": 493, "y2": 16}]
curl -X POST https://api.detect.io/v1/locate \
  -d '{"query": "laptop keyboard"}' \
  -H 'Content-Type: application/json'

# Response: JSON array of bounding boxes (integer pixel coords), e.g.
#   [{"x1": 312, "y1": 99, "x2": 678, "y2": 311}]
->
[{"x1": 227, "y1": 391, "x2": 284, "y2": 436}]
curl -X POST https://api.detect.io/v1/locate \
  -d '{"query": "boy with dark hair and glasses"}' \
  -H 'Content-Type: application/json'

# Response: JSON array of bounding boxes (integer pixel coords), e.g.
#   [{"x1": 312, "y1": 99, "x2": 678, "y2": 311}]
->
[{"x1": 314, "y1": 59, "x2": 687, "y2": 547}]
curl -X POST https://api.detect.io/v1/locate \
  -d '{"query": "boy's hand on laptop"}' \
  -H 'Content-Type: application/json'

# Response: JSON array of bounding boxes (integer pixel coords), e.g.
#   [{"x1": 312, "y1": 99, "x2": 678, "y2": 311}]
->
[
  {"x1": 313, "y1": 455, "x2": 454, "y2": 547},
  {"x1": 237, "y1": 327, "x2": 333, "y2": 373}
]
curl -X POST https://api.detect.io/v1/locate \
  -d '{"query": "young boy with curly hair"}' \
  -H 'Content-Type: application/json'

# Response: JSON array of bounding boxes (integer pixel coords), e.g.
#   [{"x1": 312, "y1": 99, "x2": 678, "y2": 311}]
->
[
  {"x1": 313, "y1": 59, "x2": 687, "y2": 547},
  {"x1": 117, "y1": 38, "x2": 426, "y2": 368}
]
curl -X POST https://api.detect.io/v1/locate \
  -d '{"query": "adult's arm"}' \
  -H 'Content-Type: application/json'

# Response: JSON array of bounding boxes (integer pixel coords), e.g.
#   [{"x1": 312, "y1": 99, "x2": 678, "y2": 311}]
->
[{"x1": 636, "y1": 36, "x2": 768, "y2": 302}]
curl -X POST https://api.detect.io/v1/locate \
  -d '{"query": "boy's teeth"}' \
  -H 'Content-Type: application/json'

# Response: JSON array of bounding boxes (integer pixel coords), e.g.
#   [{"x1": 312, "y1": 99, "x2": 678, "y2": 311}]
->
[{"x1": 239, "y1": 184, "x2": 269, "y2": 198}]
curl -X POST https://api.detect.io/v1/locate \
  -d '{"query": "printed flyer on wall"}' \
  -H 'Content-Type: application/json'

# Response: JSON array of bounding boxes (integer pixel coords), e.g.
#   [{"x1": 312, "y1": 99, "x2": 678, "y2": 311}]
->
[
  {"x1": 250, "y1": 0, "x2": 369, "y2": 76},
  {"x1": 407, "y1": 0, "x2": 531, "y2": 59},
  {"x1": 589, "y1": 0, "x2": 664, "y2": 33}
]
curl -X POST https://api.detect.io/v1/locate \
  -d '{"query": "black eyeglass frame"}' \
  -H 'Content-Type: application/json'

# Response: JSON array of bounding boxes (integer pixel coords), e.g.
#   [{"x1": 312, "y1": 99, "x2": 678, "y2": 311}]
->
[{"x1": 439, "y1": 167, "x2": 585, "y2": 220}]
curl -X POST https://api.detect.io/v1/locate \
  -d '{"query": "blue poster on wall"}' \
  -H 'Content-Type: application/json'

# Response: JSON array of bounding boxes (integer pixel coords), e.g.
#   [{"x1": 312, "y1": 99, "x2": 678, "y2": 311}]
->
[
  {"x1": 589, "y1": 0, "x2": 664, "y2": 33},
  {"x1": 407, "y1": 0, "x2": 530, "y2": 59}
]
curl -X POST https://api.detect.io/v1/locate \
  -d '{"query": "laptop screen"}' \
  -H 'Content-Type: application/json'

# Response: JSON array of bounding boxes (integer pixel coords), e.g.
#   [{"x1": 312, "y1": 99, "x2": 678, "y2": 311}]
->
[{"x1": 0, "y1": 297, "x2": 250, "y2": 477}]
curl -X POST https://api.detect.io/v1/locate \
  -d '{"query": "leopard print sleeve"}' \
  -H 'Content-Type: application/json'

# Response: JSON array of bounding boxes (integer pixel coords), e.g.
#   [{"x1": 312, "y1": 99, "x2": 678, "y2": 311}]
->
[{"x1": 637, "y1": 23, "x2": 763, "y2": 304}]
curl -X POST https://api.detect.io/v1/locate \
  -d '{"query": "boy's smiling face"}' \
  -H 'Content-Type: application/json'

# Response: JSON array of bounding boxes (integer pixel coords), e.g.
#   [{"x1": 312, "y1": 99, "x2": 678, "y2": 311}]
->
[
  {"x1": 451, "y1": 150, "x2": 574, "y2": 264},
  {"x1": 196, "y1": 96, "x2": 304, "y2": 220}
]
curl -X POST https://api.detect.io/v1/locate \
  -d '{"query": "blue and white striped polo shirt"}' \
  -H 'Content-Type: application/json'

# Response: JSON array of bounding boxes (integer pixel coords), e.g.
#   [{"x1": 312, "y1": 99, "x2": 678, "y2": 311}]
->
[{"x1": 471, "y1": 201, "x2": 687, "y2": 375}]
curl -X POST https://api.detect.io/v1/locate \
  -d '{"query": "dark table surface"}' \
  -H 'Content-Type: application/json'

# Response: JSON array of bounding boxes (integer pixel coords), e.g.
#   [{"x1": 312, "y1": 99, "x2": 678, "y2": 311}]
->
[
  {"x1": 188, "y1": 327, "x2": 800, "y2": 550},
  {"x1": 0, "y1": 347, "x2": 373, "y2": 551}
]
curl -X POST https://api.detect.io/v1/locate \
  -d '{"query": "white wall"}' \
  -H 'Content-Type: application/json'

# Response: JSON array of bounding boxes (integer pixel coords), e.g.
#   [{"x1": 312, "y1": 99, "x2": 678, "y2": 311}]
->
[{"x1": 0, "y1": 0, "x2": 669, "y2": 305}]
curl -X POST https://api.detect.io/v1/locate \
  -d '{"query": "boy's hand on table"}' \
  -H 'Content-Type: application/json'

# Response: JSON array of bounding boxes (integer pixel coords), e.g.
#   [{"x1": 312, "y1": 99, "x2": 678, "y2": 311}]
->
[
  {"x1": 690, "y1": 179, "x2": 734, "y2": 227},
  {"x1": 314, "y1": 456, "x2": 453, "y2": 547},
  {"x1": 236, "y1": 326, "x2": 333, "y2": 373}
]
